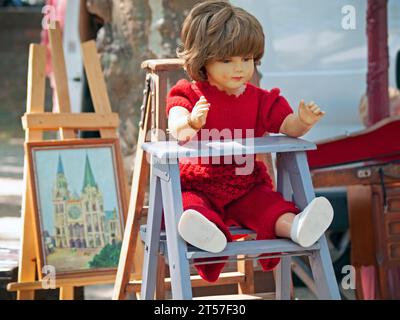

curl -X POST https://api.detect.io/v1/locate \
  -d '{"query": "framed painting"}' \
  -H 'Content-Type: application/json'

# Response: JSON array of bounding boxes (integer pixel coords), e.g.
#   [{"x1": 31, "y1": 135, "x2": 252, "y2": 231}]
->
[{"x1": 26, "y1": 138, "x2": 128, "y2": 279}]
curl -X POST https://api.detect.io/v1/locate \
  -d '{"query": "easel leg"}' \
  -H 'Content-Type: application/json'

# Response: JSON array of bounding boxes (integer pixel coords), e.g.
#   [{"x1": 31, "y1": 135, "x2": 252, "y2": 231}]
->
[
  {"x1": 17, "y1": 168, "x2": 37, "y2": 300},
  {"x1": 113, "y1": 134, "x2": 150, "y2": 299},
  {"x1": 112, "y1": 70, "x2": 153, "y2": 299},
  {"x1": 59, "y1": 286, "x2": 74, "y2": 300},
  {"x1": 17, "y1": 43, "x2": 47, "y2": 300}
]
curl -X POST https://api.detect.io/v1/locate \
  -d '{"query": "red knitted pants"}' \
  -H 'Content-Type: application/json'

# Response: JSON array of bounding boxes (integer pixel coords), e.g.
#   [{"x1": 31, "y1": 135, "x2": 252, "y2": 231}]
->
[{"x1": 182, "y1": 184, "x2": 300, "y2": 282}]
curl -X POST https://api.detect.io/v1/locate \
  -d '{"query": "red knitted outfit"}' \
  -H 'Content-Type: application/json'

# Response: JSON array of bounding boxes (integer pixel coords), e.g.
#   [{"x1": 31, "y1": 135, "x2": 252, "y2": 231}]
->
[{"x1": 166, "y1": 79, "x2": 300, "y2": 282}]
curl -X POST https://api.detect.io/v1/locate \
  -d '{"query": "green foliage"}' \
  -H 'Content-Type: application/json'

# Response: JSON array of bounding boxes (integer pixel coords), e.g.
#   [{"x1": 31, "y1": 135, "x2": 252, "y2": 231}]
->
[{"x1": 88, "y1": 241, "x2": 122, "y2": 268}]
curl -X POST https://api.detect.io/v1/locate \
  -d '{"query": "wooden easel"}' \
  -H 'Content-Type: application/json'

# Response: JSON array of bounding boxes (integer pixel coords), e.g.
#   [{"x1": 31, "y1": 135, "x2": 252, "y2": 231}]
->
[{"x1": 7, "y1": 23, "x2": 133, "y2": 299}]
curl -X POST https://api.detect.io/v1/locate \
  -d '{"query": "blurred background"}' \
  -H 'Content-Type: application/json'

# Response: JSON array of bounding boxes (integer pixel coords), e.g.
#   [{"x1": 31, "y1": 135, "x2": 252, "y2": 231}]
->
[
  {"x1": 235, "y1": 0, "x2": 400, "y2": 141},
  {"x1": 0, "y1": 0, "x2": 399, "y2": 300}
]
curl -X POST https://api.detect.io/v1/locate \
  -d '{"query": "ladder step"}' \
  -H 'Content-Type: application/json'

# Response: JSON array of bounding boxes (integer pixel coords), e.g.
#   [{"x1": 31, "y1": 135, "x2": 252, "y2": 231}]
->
[
  {"x1": 140, "y1": 225, "x2": 255, "y2": 242},
  {"x1": 140, "y1": 224, "x2": 319, "y2": 260},
  {"x1": 125, "y1": 271, "x2": 246, "y2": 292},
  {"x1": 186, "y1": 239, "x2": 319, "y2": 260},
  {"x1": 193, "y1": 293, "x2": 276, "y2": 300}
]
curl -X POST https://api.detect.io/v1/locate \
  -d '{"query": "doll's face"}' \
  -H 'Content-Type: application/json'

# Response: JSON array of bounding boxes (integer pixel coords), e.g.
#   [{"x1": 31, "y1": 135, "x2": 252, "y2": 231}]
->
[{"x1": 205, "y1": 56, "x2": 255, "y2": 95}]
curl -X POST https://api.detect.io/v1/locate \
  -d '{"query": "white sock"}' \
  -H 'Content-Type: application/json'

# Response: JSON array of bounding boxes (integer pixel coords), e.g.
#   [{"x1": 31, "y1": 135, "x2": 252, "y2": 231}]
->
[
  {"x1": 290, "y1": 197, "x2": 334, "y2": 247},
  {"x1": 178, "y1": 209, "x2": 227, "y2": 253}
]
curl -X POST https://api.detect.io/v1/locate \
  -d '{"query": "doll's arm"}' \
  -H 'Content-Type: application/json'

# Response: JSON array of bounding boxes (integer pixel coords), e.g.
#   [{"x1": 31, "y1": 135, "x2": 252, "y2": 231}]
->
[
  {"x1": 168, "y1": 96, "x2": 210, "y2": 142},
  {"x1": 279, "y1": 100, "x2": 325, "y2": 137},
  {"x1": 168, "y1": 106, "x2": 199, "y2": 141}
]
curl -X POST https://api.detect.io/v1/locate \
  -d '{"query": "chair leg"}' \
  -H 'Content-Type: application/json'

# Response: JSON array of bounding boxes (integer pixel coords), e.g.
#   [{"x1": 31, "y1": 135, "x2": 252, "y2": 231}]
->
[
  {"x1": 282, "y1": 151, "x2": 341, "y2": 300},
  {"x1": 275, "y1": 256, "x2": 292, "y2": 300},
  {"x1": 141, "y1": 173, "x2": 163, "y2": 299},
  {"x1": 158, "y1": 162, "x2": 192, "y2": 300}
]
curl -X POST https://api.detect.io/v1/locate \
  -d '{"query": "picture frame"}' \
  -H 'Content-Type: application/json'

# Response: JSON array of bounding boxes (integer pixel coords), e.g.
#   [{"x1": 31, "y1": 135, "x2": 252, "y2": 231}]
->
[{"x1": 26, "y1": 138, "x2": 128, "y2": 279}]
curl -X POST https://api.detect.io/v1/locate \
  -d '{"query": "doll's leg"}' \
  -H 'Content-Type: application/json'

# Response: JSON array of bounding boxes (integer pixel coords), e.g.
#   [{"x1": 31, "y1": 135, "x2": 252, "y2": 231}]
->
[
  {"x1": 225, "y1": 184, "x2": 300, "y2": 241},
  {"x1": 180, "y1": 191, "x2": 233, "y2": 282},
  {"x1": 226, "y1": 184, "x2": 334, "y2": 248},
  {"x1": 225, "y1": 184, "x2": 300, "y2": 270},
  {"x1": 274, "y1": 213, "x2": 296, "y2": 238},
  {"x1": 179, "y1": 191, "x2": 231, "y2": 253}
]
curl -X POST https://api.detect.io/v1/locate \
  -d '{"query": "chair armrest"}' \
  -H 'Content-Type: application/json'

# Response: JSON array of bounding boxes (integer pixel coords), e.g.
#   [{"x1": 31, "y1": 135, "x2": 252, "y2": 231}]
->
[{"x1": 142, "y1": 135, "x2": 316, "y2": 160}]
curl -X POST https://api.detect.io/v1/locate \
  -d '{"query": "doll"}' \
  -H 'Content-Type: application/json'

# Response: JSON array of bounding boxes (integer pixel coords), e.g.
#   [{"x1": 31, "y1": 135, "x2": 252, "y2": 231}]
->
[{"x1": 166, "y1": 0, "x2": 334, "y2": 282}]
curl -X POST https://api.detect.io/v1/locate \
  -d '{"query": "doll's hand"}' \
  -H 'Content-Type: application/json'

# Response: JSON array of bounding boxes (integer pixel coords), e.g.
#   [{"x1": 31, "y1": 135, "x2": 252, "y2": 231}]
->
[
  {"x1": 189, "y1": 96, "x2": 210, "y2": 129},
  {"x1": 298, "y1": 100, "x2": 325, "y2": 126}
]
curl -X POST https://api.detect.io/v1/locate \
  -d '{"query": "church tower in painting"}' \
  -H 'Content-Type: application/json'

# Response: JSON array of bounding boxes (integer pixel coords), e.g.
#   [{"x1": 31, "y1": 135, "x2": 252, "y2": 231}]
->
[{"x1": 52, "y1": 153, "x2": 117, "y2": 249}]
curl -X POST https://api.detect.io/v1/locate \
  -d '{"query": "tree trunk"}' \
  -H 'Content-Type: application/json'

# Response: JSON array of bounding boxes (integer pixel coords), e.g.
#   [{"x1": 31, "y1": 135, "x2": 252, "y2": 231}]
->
[
  {"x1": 86, "y1": 0, "x2": 155, "y2": 181},
  {"x1": 86, "y1": 0, "x2": 205, "y2": 181}
]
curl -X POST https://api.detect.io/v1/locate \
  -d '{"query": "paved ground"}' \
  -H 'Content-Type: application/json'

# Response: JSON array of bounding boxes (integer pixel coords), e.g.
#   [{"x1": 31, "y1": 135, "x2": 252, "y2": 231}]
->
[
  {"x1": 0, "y1": 139, "x2": 24, "y2": 217},
  {"x1": 0, "y1": 139, "x2": 24, "y2": 274}
]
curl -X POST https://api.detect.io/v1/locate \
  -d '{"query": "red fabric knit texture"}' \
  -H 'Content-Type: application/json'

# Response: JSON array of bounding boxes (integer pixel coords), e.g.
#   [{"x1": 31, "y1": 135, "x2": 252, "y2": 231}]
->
[
  {"x1": 166, "y1": 79, "x2": 297, "y2": 282},
  {"x1": 179, "y1": 160, "x2": 273, "y2": 202},
  {"x1": 166, "y1": 79, "x2": 293, "y2": 136},
  {"x1": 166, "y1": 79, "x2": 294, "y2": 201}
]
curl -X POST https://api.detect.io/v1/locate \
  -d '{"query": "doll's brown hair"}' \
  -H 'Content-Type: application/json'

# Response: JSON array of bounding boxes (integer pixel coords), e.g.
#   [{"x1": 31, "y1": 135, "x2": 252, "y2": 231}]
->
[{"x1": 177, "y1": 0, "x2": 265, "y2": 81}]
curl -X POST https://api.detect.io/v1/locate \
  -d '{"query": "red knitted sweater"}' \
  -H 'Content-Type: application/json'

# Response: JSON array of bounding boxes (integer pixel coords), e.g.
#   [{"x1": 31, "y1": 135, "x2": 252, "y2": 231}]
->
[{"x1": 166, "y1": 79, "x2": 294, "y2": 202}]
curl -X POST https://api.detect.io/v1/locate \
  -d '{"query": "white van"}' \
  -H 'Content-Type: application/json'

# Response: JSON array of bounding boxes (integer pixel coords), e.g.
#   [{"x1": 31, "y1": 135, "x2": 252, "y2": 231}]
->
[{"x1": 232, "y1": 0, "x2": 400, "y2": 142}]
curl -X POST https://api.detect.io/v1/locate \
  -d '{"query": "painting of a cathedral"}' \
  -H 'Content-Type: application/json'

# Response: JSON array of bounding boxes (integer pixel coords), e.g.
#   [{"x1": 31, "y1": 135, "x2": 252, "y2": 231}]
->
[
  {"x1": 52, "y1": 154, "x2": 121, "y2": 250},
  {"x1": 29, "y1": 141, "x2": 126, "y2": 276}
]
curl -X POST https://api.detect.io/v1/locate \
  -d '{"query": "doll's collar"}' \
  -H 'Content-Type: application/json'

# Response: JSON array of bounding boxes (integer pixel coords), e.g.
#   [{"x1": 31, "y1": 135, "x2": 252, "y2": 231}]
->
[{"x1": 193, "y1": 81, "x2": 249, "y2": 99}]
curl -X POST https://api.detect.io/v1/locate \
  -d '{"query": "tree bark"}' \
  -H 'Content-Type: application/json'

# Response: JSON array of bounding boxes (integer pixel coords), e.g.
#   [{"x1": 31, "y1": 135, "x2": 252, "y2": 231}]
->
[
  {"x1": 157, "y1": 0, "x2": 206, "y2": 84},
  {"x1": 86, "y1": 0, "x2": 206, "y2": 181},
  {"x1": 86, "y1": 0, "x2": 156, "y2": 181}
]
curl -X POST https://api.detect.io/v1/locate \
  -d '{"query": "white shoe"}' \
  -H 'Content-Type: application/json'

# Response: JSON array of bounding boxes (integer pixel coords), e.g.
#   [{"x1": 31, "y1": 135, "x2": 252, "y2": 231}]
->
[
  {"x1": 290, "y1": 197, "x2": 334, "y2": 247},
  {"x1": 178, "y1": 209, "x2": 227, "y2": 253}
]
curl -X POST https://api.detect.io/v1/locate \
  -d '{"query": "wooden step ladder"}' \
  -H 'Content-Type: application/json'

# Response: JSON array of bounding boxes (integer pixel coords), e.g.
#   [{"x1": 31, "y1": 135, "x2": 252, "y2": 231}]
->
[
  {"x1": 140, "y1": 136, "x2": 341, "y2": 300},
  {"x1": 113, "y1": 59, "x2": 261, "y2": 299}
]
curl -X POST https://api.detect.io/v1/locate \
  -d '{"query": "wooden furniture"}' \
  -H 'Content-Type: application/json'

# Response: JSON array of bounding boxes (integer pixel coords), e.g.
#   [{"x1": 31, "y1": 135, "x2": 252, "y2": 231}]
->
[
  {"x1": 6, "y1": 23, "x2": 130, "y2": 299},
  {"x1": 113, "y1": 59, "x2": 261, "y2": 300},
  {"x1": 308, "y1": 116, "x2": 400, "y2": 299},
  {"x1": 139, "y1": 136, "x2": 340, "y2": 299},
  {"x1": 114, "y1": 59, "x2": 328, "y2": 299}
]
